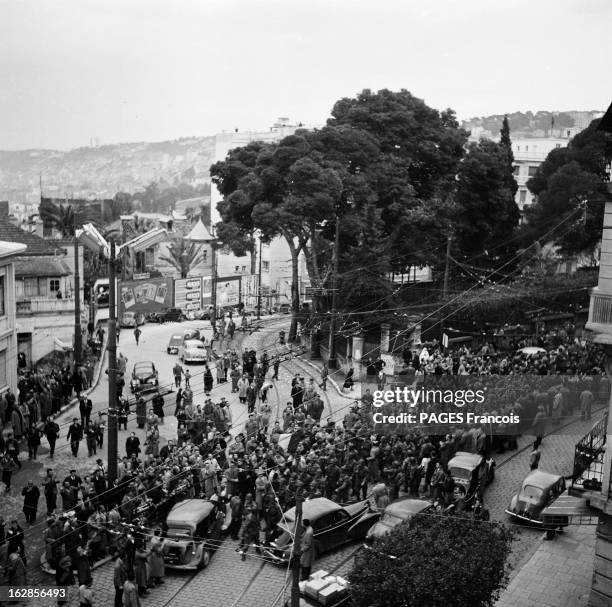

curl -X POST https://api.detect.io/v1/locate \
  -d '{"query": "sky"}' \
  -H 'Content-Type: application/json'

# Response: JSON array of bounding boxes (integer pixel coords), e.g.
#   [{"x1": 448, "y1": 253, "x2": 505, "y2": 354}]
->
[{"x1": 0, "y1": 0, "x2": 610, "y2": 150}]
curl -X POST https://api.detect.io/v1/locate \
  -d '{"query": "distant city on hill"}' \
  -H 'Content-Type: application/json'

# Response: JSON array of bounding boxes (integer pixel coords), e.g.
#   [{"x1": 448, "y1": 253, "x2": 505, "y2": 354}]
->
[{"x1": 0, "y1": 110, "x2": 604, "y2": 205}]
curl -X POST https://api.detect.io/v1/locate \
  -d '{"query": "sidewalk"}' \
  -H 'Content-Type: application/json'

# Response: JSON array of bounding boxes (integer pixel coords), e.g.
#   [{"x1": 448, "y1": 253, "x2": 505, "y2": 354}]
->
[{"x1": 496, "y1": 525, "x2": 595, "y2": 607}]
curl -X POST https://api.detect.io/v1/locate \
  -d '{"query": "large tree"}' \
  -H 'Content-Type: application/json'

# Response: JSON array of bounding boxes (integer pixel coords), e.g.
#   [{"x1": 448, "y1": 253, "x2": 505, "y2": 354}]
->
[
  {"x1": 525, "y1": 118, "x2": 612, "y2": 256},
  {"x1": 349, "y1": 512, "x2": 512, "y2": 607}
]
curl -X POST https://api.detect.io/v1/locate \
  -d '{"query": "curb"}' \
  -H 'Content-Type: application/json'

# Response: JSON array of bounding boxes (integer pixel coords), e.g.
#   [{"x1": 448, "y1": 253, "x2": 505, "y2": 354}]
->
[{"x1": 295, "y1": 356, "x2": 354, "y2": 400}]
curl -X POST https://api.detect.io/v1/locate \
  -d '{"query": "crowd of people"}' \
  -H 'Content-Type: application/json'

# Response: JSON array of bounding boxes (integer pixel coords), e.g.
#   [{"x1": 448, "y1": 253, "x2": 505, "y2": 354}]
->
[{"x1": 0, "y1": 322, "x2": 609, "y2": 605}]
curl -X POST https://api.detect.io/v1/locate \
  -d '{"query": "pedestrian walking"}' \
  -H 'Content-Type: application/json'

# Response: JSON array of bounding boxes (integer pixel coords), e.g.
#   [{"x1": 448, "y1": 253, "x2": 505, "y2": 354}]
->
[
  {"x1": 184, "y1": 369, "x2": 191, "y2": 388},
  {"x1": 21, "y1": 480, "x2": 40, "y2": 524},
  {"x1": 148, "y1": 529, "x2": 165, "y2": 586},
  {"x1": 44, "y1": 417, "x2": 60, "y2": 458},
  {"x1": 42, "y1": 469, "x2": 58, "y2": 516},
  {"x1": 122, "y1": 571, "x2": 140, "y2": 607},
  {"x1": 66, "y1": 418, "x2": 83, "y2": 457},
  {"x1": 173, "y1": 362, "x2": 183, "y2": 388},
  {"x1": 133, "y1": 327, "x2": 141, "y2": 346},
  {"x1": 320, "y1": 363, "x2": 328, "y2": 391},
  {"x1": 530, "y1": 444, "x2": 541, "y2": 470}
]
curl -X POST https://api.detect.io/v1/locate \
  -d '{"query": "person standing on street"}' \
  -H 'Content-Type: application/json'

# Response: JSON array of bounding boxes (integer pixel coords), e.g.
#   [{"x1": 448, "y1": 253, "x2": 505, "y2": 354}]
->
[
  {"x1": 21, "y1": 480, "x2": 40, "y2": 524},
  {"x1": 44, "y1": 417, "x2": 60, "y2": 458},
  {"x1": 113, "y1": 552, "x2": 129, "y2": 607},
  {"x1": 173, "y1": 362, "x2": 183, "y2": 388},
  {"x1": 133, "y1": 327, "x2": 141, "y2": 346},
  {"x1": 580, "y1": 388, "x2": 593, "y2": 421},
  {"x1": 320, "y1": 363, "x2": 328, "y2": 391},
  {"x1": 300, "y1": 519, "x2": 315, "y2": 580}
]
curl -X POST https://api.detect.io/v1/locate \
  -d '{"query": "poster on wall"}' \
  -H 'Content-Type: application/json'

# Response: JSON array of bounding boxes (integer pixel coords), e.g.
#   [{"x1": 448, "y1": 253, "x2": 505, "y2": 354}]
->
[
  {"x1": 174, "y1": 277, "x2": 202, "y2": 312},
  {"x1": 240, "y1": 274, "x2": 259, "y2": 307},
  {"x1": 118, "y1": 277, "x2": 174, "y2": 317},
  {"x1": 201, "y1": 277, "x2": 212, "y2": 306},
  {"x1": 216, "y1": 276, "x2": 241, "y2": 307}
]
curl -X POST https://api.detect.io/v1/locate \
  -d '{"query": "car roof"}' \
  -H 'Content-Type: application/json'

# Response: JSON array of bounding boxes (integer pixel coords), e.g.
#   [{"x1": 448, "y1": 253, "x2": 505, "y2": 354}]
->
[
  {"x1": 521, "y1": 470, "x2": 563, "y2": 490},
  {"x1": 134, "y1": 361, "x2": 154, "y2": 368},
  {"x1": 385, "y1": 499, "x2": 431, "y2": 517},
  {"x1": 448, "y1": 451, "x2": 483, "y2": 470},
  {"x1": 184, "y1": 340, "x2": 204, "y2": 347},
  {"x1": 284, "y1": 498, "x2": 342, "y2": 522},
  {"x1": 169, "y1": 334, "x2": 183, "y2": 341},
  {"x1": 123, "y1": 311, "x2": 135, "y2": 316},
  {"x1": 166, "y1": 499, "x2": 215, "y2": 526}
]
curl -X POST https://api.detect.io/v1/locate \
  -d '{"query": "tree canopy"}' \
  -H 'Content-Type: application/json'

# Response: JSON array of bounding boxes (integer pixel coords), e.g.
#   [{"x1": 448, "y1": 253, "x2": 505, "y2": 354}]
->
[
  {"x1": 525, "y1": 118, "x2": 612, "y2": 256},
  {"x1": 349, "y1": 512, "x2": 513, "y2": 607}
]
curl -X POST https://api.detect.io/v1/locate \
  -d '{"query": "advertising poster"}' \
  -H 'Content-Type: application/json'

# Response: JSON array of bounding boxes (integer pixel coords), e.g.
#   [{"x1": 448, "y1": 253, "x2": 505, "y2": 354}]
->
[
  {"x1": 240, "y1": 274, "x2": 259, "y2": 306},
  {"x1": 118, "y1": 277, "x2": 174, "y2": 317},
  {"x1": 201, "y1": 277, "x2": 212, "y2": 306},
  {"x1": 216, "y1": 276, "x2": 241, "y2": 307},
  {"x1": 174, "y1": 277, "x2": 202, "y2": 312}
]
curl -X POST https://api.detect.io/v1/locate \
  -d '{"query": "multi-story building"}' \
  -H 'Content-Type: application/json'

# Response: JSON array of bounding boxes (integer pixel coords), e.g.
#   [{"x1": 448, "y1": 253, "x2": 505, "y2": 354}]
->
[
  {"x1": 0, "y1": 202, "x2": 85, "y2": 367},
  {"x1": 0, "y1": 239, "x2": 27, "y2": 395},
  {"x1": 511, "y1": 136, "x2": 570, "y2": 218}
]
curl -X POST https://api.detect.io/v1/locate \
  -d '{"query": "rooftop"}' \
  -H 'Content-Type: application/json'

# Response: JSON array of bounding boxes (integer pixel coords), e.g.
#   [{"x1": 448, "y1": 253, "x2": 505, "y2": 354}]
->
[{"x1": 0, "y1": 217, "x2": 64, "y2": 256}]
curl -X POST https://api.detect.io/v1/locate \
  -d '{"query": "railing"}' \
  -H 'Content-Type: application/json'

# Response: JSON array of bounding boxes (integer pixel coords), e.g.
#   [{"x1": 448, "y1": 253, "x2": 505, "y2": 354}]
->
[
  {"x1": 16, "y1": 298, "x2": 76, "y2": 314},
  {"x1": 588, "y1": 292, "x2": 612, "y2": 326},
  {"x1": 571, "y1": 413, "x2": 608, "y2": 495}
]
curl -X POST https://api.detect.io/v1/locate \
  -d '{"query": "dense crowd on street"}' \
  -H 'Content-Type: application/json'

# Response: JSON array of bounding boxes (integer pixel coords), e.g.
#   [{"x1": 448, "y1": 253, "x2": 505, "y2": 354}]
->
[{"x1": 0, "y1": 323, "x2": 608, "y2": 605}]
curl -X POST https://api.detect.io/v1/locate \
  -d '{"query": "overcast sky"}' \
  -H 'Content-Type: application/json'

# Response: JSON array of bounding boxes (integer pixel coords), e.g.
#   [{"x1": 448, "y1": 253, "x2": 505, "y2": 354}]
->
[{"x1": 1, "y1": 0, "x2": 610, "y2": 150}]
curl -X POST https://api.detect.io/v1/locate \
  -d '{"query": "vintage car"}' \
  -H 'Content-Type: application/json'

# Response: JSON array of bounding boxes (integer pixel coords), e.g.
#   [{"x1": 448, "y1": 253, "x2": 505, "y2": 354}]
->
[
  {"x1": 362, "y1": 498, "x2": 433, "y2": 547},
  {"x1": 167, "y1": 334, "x2": 184, "y2": 355},
  {"x1": 179, "y1": 339, "x2": 208, "y2": 364},
  {"x1": 147, "y1": 308, "x2": 186, "y2": 323},
  {"x1": 447, "y1": 451, "x2": 495, "y2": 508},
  {"x1": 130, "y1": 361, "x2": 159, "y2": 394},
  {"x1": 183, "y1": 328, "x2": 202, "y2": 342},
  {"x1": 505, "y1": 470, "x2": 566, "y2": 525},
  {"x1": 163, "y1": 499, "x2": 219, "y2": 570},
  {"x1": 121, "y1": 311, "x2": 145, "y2": 328},
  {"x1": 265, "y1": 497, "x2": 375, "y2": 565}
]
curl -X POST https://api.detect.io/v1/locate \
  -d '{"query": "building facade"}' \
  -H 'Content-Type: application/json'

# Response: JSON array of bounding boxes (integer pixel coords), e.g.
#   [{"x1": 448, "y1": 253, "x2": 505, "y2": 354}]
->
[{"x1": 0, "y1": 241, "x2": 27, "y2": 396}]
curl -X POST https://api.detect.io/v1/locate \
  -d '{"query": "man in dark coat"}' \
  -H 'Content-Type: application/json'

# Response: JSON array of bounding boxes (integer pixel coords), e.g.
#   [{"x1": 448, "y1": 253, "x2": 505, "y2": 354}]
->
[
  {"x1": 66, "y1": 418, "x2": 83, "y2": 457},
  {"x1": 125, "y1": 433, "x2": 141, "y2": 459},
  {"x1": 21, "y1": 481, "x2": 40, "y2": 524}
]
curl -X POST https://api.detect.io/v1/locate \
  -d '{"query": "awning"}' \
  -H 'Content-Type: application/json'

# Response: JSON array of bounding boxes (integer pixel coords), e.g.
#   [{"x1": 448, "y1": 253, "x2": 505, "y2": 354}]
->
[
  {"x1": 119, "y1": 228, "x2": 168, "y2": 253},
  {"x1": 15, "y1": 258, "x2": 71, "y2": 278}
]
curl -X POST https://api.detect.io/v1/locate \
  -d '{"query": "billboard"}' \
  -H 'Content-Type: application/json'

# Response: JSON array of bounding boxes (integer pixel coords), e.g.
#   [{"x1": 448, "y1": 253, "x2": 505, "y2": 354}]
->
[
  {"x1": 175, "y1": 277, "x2": 202, "y2": 312},
  {"x1": 118, "y1": 277, "x2": 174, "y2": 317},
  {"x1": 240, "y1": 274, "x2": 259, "y2": 306},
  {"x1": 216, "y1": 276, "x2": 241, "y2": 307},
  {"x1": 202, "y1": 277, "x2": 212, "y2": 306}
]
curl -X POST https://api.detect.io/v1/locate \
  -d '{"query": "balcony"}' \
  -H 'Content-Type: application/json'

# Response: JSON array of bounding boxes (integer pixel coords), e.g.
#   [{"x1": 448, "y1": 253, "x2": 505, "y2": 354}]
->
[
  {"x1": 586, "y1": 290, "x2": 612, "y2": 343},
  {"x1": 16, "y1": 297, "x2": 76, "y2": 315}
]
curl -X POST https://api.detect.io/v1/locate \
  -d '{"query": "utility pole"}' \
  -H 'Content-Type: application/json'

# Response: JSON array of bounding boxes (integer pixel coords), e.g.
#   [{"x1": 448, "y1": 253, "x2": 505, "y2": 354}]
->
[
  {"x1": 73, "y1": 211, "x2": 82, "y2": 367},
  {"x1": 210, "y1": 235, "x2": 218, "y2": 327},
  {"x1": 107, "y1": 240, "x2": 118, "y2": 484},
  {"x1": 257, "y1": 237, "x2": 263, "y2": 320},
  {"x1": 327, "y1": 208, "x2": 341, "y2": 369},
  {"x1": 440, "y1": 231, "x2": 453, "y2": 342},
  {"x1": 291, "y1": 488, "x2": 304, "y2": 607}
]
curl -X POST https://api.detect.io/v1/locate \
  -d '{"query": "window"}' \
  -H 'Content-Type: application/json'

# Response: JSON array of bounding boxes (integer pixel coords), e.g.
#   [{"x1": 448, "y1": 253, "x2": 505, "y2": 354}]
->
[
  {"x1": 241, "y1": 266, "x2": 246, "y2": 272},
  {"x1": 263, "y1": 261, "x2": 270, "y2": 272},
  {"x1": 525, "y1": 145, "x2": 529, "y2": 151},
  {"x1": 145, "y1": 247, "x2": 155, "y2": 267},
  {"x1": 235, "y1": 266, "x2": 240, "y2": 272},
  {"x1": 201, "y1": 250, "x2": 207, "y2": 261},
  {"x1": 519, "y1": 190, "x2": 527, "y2": 204},
  {"x1": 513, "y1": 165, "x2": 520, "y2": 176},
  {"x1": 0, "y1": 349, "x2": 6, "y2": 389},
  {"x1": 49, "y1": 279, "x2": 60, "y2": 294},
  {"x1": 528, "y1": 166, "x2": 538, "y2": 177},
  {"x1": 24, "y1": 277, "x2": 38, "y2": 298},
  {"x1": 37, "y1": 278, "x2": 47, "y2": 297},
  {"x1": 0, "y1": 276, "x2": 4, "y2": 316}
]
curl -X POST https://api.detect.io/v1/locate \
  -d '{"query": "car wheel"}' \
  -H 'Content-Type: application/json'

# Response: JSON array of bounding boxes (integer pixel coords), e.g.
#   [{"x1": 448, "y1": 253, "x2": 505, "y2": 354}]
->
[
  {"x1": 167, "y1": 348, "x2": 171, "y2": 354},
  {"x1": 198, "y1": 550, "x2": 210, "y2": 569}
]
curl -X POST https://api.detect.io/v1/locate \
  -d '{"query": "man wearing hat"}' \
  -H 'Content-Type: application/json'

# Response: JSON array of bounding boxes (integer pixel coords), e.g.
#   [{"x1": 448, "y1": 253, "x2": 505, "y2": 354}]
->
[{"x1": 66, "y1": 418, "x2": 83, "y2": 457}]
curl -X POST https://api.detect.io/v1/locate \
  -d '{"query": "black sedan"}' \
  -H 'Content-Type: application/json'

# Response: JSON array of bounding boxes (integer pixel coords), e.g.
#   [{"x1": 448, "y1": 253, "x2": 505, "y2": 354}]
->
[
  {"x1": 130, "y1": 361, "x2": 159, "y2": 394},
  {"x1": 264, "y1": 497, "x2": 375, "y2": 564}
]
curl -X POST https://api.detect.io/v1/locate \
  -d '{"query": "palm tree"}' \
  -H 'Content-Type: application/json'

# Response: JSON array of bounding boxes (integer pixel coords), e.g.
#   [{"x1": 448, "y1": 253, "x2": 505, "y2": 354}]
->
[
  {"x1": 39, "y1": 200, "x2": 100, "y2": 237},
  {"x1": 158, "y1": 235, "x2": 205, "y2": 278}
]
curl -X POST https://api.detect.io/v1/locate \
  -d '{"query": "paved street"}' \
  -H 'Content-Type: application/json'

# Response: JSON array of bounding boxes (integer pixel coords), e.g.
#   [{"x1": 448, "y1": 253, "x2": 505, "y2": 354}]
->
[{"x1": 9, "y1": 318, "x2": 604, "y2": 606}]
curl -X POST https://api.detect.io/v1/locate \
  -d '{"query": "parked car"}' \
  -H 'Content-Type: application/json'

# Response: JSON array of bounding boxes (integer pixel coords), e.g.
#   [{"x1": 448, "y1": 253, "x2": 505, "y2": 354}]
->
[
  {"x1": 278, "y1": 303, "x2": 291, "y2": 314},
  {"x1": 130, "y1": 361, "x2": 159, "y2": 394},
  {"x1": 163, "y1": 499, "x2": 219, "y2": 570},
  {"x1": 447, "y1": 451, "x2": 495, "y2": 509},
  {"x1": 183, "y1": 328, "x2": 202, "y2": 342},
  {"x1": 121, "y1": 311, "x2": 145, "y2": 328},
  {"x1": 505, "y1": 470, "x2": 566, "y2": 525},
  {"x1": 149, "y1": 308, "x2": 186, "y2": 323},
  {"x1": 179, "y1": 339, "x2": 208, "y2": 364},
  {"x1": 264, "y1": 497, "x2": 374, "y2": 565},
  {"x1": 362, "y1": 498, "x2": 433, "y2": 548},
  {"x1": 167, "y1": 334, "x2": 184, "y2": 355}
]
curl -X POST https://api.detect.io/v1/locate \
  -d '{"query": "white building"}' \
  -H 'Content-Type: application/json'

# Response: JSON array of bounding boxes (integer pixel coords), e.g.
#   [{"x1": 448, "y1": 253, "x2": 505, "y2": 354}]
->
[
  {"x1": 512, "y1": 137, "x2": 570, "y2": 218},
  {"x1": 0, "y1": 240, "x2": 27, "y2": 395}
]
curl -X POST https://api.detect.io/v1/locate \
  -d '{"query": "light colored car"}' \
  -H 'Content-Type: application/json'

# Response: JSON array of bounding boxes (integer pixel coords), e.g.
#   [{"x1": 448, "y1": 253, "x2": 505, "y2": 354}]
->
[
  {"x1": 163, "y1": 499, "x2": 217, "y2": 570},
  {"x1": 121, "y1": 311, "x2": 145, "y2": 328},
  {"x1": 363, "y1": 498, "x2": 433, "y2": 547},
  {"x1": 179, "y1": 339, "x2": 207, "y2": 364}
]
